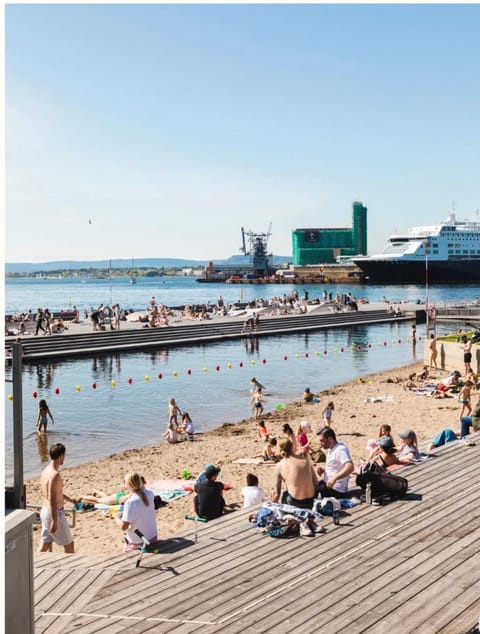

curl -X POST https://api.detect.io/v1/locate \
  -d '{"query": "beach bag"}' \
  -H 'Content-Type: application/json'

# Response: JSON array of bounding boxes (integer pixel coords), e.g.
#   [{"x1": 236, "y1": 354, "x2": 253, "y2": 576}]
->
[
  {"x1": 356, "y1": 472, "x2": 408, "y2": 500},
  {"x1": 310, "y1": 447, "x2": 326, "y2": 463},
  {"x1": 359, "y1": 460, "x2": 385, "y2": 475}
]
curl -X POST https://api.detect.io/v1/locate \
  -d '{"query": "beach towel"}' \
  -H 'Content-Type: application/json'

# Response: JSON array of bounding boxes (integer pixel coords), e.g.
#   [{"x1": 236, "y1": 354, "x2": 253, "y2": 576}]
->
[
  {"x1": 364, "y1": 395, "x2": 394, "y2": 403},
  {"x1": 145, "y1": 479, "x2": 192, "y2": 500}
]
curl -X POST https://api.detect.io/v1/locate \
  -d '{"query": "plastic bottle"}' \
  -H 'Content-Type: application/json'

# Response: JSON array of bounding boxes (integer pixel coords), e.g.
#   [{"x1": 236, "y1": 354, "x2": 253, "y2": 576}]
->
[{"x1": 366, "y1": 483, "x2": 372, "y2": 505}]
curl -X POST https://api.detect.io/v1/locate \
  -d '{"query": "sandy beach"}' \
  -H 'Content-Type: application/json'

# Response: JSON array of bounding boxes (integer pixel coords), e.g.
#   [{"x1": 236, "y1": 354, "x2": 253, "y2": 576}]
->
[{"x1": 26, "y1": 359, "x2": 471, "y2": 555}]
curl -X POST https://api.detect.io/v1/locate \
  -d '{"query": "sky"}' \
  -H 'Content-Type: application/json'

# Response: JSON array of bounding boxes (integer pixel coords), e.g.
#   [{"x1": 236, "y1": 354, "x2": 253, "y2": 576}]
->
[{"x1": 4, "y1": 3, "x2": 480, "y2": 263}]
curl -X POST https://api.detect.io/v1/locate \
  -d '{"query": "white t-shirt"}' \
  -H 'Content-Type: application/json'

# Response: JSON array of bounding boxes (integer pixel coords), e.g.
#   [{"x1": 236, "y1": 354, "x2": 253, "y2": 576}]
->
[
  {"x1": 241, "y1": 485, "x2": 265, "y2": 508},
  {"x1": 122, "y1": 488, "x2": 157, "y2": 544},
  {"x1": 324, "y1": 442, "x2": 353, "y2": 493}
]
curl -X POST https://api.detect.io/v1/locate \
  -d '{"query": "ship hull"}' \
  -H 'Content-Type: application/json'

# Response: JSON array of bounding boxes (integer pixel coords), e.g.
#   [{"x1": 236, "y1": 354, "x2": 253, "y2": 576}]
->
[{"x1": 355, "y1": 258, "x2": 480, "y2": 284}]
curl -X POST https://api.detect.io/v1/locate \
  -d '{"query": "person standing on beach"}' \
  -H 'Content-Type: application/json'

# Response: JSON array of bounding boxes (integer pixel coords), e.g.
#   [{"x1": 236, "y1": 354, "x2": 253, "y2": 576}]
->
[
  {"x1": 113, "y1": 304, "x2": 120, "y2": 330},
  {"x1": 250, "y1": 388, "x2": 266, "y2": 419},
  {"x1": 39, "y1": 443, "x2": 79, "y2": 553},
  {"x1": 321, "y1": 401, "x2": 335, "y2": 427},
  {"x1": 458, "y1": 380, "x2": 473, "y2": 419},
  {"x1": 460, "y1": 335, "x2": 473, "y2": 376},
  {"x1": 168, "y1": 398, "x2": 182, "y2": 426},
  {"x1": 429, "y1": 334, "x2": 438, "y2": 370},
  {"x1": 44, "y1": 308, "x2": 52, "y2": 335},
  {"x1": 35, "y1": 308, "x2": 45, "y2": 335}
]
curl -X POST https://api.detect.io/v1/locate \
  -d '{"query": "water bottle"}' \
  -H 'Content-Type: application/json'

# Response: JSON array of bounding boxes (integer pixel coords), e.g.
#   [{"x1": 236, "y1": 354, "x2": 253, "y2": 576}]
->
[{"x1": 366, "y1": 483, "x2": 372, "y2": 505}]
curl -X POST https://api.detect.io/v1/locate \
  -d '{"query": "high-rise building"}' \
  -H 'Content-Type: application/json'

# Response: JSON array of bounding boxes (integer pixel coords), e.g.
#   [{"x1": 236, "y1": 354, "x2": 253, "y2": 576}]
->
[{"x1": 292, "y1": 201, "x2": 367, "y2": 265}]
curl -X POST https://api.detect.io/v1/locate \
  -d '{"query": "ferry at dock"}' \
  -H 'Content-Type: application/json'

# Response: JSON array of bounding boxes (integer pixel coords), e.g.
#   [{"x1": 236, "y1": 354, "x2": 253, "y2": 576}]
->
[{"x1": 353, "y1": 211, "x2": 480, "y2": 284}]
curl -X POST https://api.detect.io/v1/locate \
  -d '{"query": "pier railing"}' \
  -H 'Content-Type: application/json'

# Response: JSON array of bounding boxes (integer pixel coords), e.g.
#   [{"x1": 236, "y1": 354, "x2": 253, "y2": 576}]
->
[{"x1": 433, "y1": 302, "x2": 480, "y2": 322}]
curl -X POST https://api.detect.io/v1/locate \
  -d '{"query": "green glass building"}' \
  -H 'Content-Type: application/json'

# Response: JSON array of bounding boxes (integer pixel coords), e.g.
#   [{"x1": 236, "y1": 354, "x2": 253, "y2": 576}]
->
[{"x1": 292, "y1": 201, "x2": 367, "y2": 265}]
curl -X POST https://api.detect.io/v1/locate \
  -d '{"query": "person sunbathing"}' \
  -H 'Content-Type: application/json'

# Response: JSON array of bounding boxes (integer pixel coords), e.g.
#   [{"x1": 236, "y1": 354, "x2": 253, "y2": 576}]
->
[{"x1": 79, "y1": 490, "x2": 129, "y2": 506}]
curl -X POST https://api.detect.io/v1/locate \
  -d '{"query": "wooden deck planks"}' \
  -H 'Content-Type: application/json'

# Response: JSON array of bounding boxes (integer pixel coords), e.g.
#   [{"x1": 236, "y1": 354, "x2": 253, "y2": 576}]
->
[{"x1": 34, "y1": 433, "x2": 480, "y2": 633}]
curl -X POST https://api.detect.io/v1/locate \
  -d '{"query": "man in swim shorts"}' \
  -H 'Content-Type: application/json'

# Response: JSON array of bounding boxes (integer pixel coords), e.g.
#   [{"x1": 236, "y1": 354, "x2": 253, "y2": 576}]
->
[{"x1": 39, "y1": 443, "x2": 79, "y2": 553}]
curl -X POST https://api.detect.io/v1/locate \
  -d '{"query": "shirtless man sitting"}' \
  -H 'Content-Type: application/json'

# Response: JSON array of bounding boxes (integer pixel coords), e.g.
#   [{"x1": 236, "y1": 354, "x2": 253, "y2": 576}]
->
[
  {"x1": 39, "y1": 443, "x2": 79, "y2": 553},
  {"x1": 272, "y1": 438, "x2": 318, "y2": 509}
]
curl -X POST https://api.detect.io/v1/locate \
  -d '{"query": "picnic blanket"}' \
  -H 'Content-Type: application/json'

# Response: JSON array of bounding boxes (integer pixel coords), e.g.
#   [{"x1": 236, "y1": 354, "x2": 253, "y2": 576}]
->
[{"x1": 146, "y1": 479, "x2": 192, "y2": 500}]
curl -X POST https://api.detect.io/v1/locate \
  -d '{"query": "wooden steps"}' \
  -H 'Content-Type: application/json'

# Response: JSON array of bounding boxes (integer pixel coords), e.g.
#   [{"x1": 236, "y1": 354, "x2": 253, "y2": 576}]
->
[{"x1": 6, "y1": 310, "x2": 409, "y2": 361}]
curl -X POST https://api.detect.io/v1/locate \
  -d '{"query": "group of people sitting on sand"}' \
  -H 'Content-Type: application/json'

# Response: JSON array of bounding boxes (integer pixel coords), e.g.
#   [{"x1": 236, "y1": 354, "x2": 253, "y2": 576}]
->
[{"x1": 162, "y1": 398, "x2": 195, "y2": 443}]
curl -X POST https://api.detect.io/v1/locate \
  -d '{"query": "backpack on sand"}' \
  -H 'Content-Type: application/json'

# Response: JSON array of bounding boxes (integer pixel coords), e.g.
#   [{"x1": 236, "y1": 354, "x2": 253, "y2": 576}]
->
[{"x1": 356, "y1": 471, "x2": 408, "y2": 500}]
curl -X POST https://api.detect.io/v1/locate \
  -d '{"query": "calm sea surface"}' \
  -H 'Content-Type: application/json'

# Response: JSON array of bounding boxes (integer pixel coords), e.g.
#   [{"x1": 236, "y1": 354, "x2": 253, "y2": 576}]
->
[{"x1": 5, "y1": 277, "x2": 480, "y2": 482}]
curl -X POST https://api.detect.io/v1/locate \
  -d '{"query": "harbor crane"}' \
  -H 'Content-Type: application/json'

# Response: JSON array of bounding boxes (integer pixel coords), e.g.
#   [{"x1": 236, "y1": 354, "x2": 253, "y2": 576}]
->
[{"x1": 240, "y1": 224, "x2": 273, "y2": 277}]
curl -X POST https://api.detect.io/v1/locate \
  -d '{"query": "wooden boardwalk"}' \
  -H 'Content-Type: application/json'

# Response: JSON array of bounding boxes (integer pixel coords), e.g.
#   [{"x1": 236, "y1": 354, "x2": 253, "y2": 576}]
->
[
  {"x1": 34, "y1": 433, "x2": 480, "y2": 633},
  {"x1": 6, "y1": 309, "x2": 410, "y2": 361}
]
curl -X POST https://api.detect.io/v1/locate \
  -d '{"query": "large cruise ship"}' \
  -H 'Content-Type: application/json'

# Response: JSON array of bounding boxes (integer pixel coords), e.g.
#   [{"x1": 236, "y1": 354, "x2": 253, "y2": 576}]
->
[{"x1": 353, "y1": 211, "x2": 480, "y2": 284}]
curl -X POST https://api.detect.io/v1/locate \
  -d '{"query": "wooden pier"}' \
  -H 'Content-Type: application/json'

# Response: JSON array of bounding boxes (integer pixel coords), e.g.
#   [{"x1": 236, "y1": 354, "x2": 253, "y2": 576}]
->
[
  {"x1": 33, "y1": 432, "x2": 480, "y2": 633},
  {"x1": 5, "y1": 309, "x2": 412, "y2": 361}
]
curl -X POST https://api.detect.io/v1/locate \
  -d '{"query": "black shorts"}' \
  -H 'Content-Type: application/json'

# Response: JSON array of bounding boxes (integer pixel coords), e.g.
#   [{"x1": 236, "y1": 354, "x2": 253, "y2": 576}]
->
[{"x1": 464, "y1": 352, "x2": 472, "y2": 363}]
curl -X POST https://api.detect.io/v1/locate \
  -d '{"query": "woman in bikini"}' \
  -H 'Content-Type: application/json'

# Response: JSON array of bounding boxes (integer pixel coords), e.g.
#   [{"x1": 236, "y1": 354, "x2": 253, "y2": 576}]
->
[{"x1": 372, "y1": 436, "x2": 399, "y2": 469}]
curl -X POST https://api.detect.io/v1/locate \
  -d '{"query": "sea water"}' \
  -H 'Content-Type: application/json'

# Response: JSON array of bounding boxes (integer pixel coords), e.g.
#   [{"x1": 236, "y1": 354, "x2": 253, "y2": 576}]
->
[
  {"x1": 5, "y1": 277, "x2": 479, "y2": 481},
  {"x1": 5, "y1": 276, "x2": 480, "y2": 314},
  {"x1": 3, "y1": 321, "x2": 429, "y2": 481}
]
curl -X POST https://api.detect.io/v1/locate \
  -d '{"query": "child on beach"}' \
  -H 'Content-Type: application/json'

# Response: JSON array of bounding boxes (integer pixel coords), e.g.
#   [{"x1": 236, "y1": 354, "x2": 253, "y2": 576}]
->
[
  {"x1": 181, "y1": 412, "x2": 195, "y2": 441},
  {"x1": 296, "y1": 421, "x2": 312, "y2": 454},
  {"x1": 303, "y1": 387, "x2": 314, "y2": 402},
  {"x1": 36, "y1": 399, "x2": 54, "y2": 433},
  {"x1": 241, "y1": 473, "x2": 264, "y2": 508},
  {"x1": 366, "y1": 424, "x2": 393, "y2": 461},
  {"x1": 163, "y1": 420, "x2": 183, "y2": 444},
  {"x1": 458, "y1": 380, "x2": 473, "y2": 418},
  {"x1": 257, "y1": 420, "x2": 269, "y2": 441},
  {"x1": 262, "y1": 437, "x2": 279, "y2": 462},
  {"x1": 250, "y1": 388, "x2": 266, "y2": 419},
  {"x1": 321, "y1": 401, "x2": 334, "y2": 427},
  {"x1": 168, "y1": 398, "x2": 182, "y2": 426},
  {"x1": 397, "y1": 429, "x2": 421, "y2": 463}
]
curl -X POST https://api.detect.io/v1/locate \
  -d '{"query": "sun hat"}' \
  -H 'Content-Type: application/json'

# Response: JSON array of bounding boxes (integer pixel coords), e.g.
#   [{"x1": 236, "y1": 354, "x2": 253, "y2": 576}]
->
[
  {"x1": 399, "y1": 429, "x2": 415, "y2": 440},
  {"x1": 300, "y1": 421, "x2": 312, "y2": 432},
  {"x1": 366, "y1": 439, "x2": 378, "y2": 451}
]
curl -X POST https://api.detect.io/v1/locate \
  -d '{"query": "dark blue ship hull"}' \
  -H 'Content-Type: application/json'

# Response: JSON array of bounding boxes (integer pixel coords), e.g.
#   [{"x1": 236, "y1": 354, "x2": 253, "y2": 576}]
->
[{"x1": 354, "y1": 258, "x2": 480, "y2": 284}]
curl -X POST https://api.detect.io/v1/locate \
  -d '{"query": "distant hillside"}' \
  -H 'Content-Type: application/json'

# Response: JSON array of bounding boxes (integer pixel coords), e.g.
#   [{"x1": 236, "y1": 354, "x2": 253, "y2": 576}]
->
[{"x1": 5, "y1": 255, "x2": 291, "y2": 274}]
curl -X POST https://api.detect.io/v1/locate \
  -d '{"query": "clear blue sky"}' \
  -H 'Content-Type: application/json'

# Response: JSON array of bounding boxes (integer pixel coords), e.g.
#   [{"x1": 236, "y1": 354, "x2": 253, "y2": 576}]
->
[{"x1": 5, "y1": 3, "x2": 480, "y2": 263}]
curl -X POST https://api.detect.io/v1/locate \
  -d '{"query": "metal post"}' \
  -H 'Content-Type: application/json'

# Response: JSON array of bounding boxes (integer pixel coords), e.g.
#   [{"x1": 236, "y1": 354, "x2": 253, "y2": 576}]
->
[
  {"x1": 425, "y1": 240, "x2": 429, "y2": 337},
  {"x1": 12, "y1": 342, "x2": 25, "y2": 509}
]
